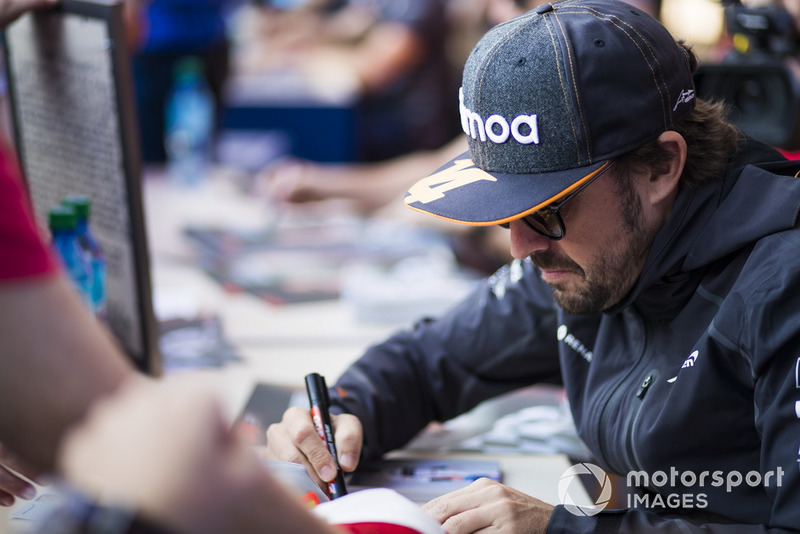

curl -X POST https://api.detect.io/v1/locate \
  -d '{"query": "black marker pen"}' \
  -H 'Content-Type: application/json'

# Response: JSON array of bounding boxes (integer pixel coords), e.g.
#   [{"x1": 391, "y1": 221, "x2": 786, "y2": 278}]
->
[{"x1": 305, "y1": 372, "x2": 348, "y2": 499}]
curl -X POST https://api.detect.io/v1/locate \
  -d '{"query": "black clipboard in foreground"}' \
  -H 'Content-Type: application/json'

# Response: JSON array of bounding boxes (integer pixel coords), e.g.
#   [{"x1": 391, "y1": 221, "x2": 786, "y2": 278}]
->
[{"x1": 2, "y1": 0, "x2": 161, "y2": 375}]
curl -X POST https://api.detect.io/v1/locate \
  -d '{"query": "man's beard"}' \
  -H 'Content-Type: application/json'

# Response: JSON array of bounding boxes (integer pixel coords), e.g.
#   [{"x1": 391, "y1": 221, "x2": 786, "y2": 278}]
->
[{"x1": 531, "y1": 185, "x2": 653, "y2": 314}]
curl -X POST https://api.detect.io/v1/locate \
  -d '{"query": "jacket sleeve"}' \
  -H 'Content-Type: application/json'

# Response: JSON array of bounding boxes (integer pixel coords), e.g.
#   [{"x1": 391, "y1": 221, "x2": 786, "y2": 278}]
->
[{"x1": 330, "y1": 259, "x2": 563, "y2": 459}]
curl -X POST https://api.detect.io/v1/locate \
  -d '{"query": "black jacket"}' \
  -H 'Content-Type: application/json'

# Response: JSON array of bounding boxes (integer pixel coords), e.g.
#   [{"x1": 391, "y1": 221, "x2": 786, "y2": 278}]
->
[{"x1": 331, "y1": 137, "x2": 800, "y2": 533}]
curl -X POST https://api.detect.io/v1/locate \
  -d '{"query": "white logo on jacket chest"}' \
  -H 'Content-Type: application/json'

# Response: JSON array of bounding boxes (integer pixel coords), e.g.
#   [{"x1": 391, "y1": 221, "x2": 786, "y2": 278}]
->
[
  {"x1": 681, "y1": 350, "x2": 699, "y2": 368},
  {"x1": 667, "y1": 350, "x2": 700, "y2": 383},
  {"x1": 557, "y1": 325, "x2": 593, "y2": 363}
]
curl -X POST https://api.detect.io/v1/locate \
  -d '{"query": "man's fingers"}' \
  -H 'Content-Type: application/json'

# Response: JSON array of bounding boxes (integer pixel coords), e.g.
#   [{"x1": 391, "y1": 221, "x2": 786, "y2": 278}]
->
[
  {"x1": 264, "y1": 421, "x2": 322, "y2": 488},
  {"x1": 425, "y1": 478, "x2": 553, "y2": 534},
  {"x1": 423, "y1": 478, "x2": 508, "y2": 533},
  {"x1": 0, "y1": 443, "x2": 38, "y2": 482},
  {"x1": 290, "y1": 422, "x2": 338, "y2": 483},
  {"x1": 265, "y1": 406, "x2": 338, "y2": 483},
  {"x1": 331, "y1": 413, "x2": 362, "y2": 472},
  {"x1": 0, "y1": 463, "x2": 36, "y2": 505},
  {"x1": 424, "y1": 478, "x2": 489, "y2": 522},
  {"x1": 263, "y1": 407, "x2": 364, "y2": 486},
  {"x1": 0, "y1": 490, "x2": 14, "y2": 507}
]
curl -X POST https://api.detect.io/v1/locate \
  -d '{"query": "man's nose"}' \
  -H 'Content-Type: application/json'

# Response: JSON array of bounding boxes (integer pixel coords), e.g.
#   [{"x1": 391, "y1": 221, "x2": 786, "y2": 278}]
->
[{"x1": 509, "y1": 219, "x2": 551, "y2": 260}]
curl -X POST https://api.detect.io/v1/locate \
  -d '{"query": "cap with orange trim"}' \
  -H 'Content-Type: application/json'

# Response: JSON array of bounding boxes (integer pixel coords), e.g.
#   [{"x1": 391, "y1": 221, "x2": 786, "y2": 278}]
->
[{"x1": 404, "y1": 0, "x2": 696, "y2": 226}]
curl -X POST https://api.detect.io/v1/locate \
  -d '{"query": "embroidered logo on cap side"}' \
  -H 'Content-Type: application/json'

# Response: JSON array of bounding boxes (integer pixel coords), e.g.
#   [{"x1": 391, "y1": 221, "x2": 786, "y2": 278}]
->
[{"x1": 673, "y1": 89, "x2": 695, "y2": 111}]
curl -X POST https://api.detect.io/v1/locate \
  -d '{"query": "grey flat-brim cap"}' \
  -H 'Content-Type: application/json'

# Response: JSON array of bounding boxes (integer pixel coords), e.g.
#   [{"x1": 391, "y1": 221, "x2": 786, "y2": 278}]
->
[{"x1": 405, "y1": 0, "x2": 696, "y2": 226}]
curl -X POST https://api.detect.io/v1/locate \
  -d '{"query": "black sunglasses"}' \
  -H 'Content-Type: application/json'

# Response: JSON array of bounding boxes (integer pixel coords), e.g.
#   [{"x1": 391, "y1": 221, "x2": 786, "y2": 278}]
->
[{"x1": 500, "y1": 161, "x2": 615, "y2": 240}]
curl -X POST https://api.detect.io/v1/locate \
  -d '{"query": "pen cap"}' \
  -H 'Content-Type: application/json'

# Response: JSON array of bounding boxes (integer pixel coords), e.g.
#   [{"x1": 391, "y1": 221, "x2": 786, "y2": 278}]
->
[{"x1": 305, "y1": 373, "x2": 330, "y2": 407}]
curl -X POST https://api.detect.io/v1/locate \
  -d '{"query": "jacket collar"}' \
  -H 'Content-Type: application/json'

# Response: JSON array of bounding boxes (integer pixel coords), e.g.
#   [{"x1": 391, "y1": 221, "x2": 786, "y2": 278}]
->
[{"x1": 607, "y1": 136, "x2": 800, "y2": 317}]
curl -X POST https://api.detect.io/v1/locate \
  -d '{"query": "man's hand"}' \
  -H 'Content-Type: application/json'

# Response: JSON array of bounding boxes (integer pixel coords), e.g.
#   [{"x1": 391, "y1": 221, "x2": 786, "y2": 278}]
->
[
  {"x1": 423, "y1": 477, "x2": 554, "y2": 534},
  {"x1": 264, "y1": 405, "x2": 363, "y2": 489},
  {"x1": 0, "y1": 0, "x2": 59, "y2": 28},
  {"x1": 0, "y1": 443, "x2": 38, "y2": 506},
  {"x1": 257, "y1": 159, "x2": 334, "y2": 205}
]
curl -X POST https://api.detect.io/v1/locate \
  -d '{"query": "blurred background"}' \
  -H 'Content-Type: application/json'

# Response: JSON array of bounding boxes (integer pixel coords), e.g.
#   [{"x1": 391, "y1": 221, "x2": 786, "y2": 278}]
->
[{"x1": 122, "y1": 0, "x2": 800, "y2": 174}]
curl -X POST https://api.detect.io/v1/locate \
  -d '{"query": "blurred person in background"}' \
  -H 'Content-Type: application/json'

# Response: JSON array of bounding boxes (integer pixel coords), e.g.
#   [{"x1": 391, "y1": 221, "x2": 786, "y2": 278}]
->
[
  {"x1": 260, "y1": 0, "x2": 662, "y2": 205},
  {"x1": 246, "y1": 0, "x2": 458, "y2": 162},
  {"x1": 125, "y1": 0, "x2": 233, "y2": 165}
]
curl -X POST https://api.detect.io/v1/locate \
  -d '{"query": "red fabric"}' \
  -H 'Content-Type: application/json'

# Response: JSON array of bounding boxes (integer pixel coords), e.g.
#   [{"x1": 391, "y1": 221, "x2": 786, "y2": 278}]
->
[
  {"x1": 779, "y1": 149, "x2": 800, "y2": 161},
  {"x1": 0, "y1": 144, "x2": 56, "y2": 281},
  {"x1": 336, "y1": 523, "x2": 423, "y2": 534}
]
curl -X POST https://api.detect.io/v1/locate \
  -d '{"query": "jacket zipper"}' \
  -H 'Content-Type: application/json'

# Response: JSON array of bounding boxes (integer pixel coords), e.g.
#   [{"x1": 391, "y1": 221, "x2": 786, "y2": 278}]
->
[
  {"x1": 595, "y1": 312, "x2": 650, "y2": 474},
  {"x1": 636, "y1": 373, "x2": 654, "y2": 399},
  {"x1": 626, "y1": 370, "x2": 658, "y2": 473}
]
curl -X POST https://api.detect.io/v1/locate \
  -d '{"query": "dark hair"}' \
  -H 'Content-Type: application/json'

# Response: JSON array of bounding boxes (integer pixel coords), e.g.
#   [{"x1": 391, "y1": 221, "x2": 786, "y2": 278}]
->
[{"x1": 615, "y1": 42, "x2": 741, "y2": 189}]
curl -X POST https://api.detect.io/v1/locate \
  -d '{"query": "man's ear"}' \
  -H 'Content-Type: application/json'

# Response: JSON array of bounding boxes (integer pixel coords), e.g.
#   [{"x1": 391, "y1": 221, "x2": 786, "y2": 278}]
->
[{"x1": 646, "y1": 130, "x2": 686, "y2": 207}]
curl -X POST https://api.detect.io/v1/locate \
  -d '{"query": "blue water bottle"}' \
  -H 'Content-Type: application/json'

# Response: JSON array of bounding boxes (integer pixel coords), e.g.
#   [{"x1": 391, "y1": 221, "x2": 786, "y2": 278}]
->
[
  {"x1": 48, "y1": 206, "x2": 92, "y2": 309},
  {"x1": 62, "y1": 195, "x2": 106, "y2": 321},
  {"x1": 165, "y1": 56, "x2": 214, "y2": 186}
]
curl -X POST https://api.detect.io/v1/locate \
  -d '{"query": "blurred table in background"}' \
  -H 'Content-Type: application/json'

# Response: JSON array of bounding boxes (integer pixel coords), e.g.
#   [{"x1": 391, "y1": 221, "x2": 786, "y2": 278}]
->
[
  {"x1": 142, "y1": 166, "x2": 478, "y2": 407},
  {"x1": 221, "y1": 68, "x2": 361, "y2": 164}
]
